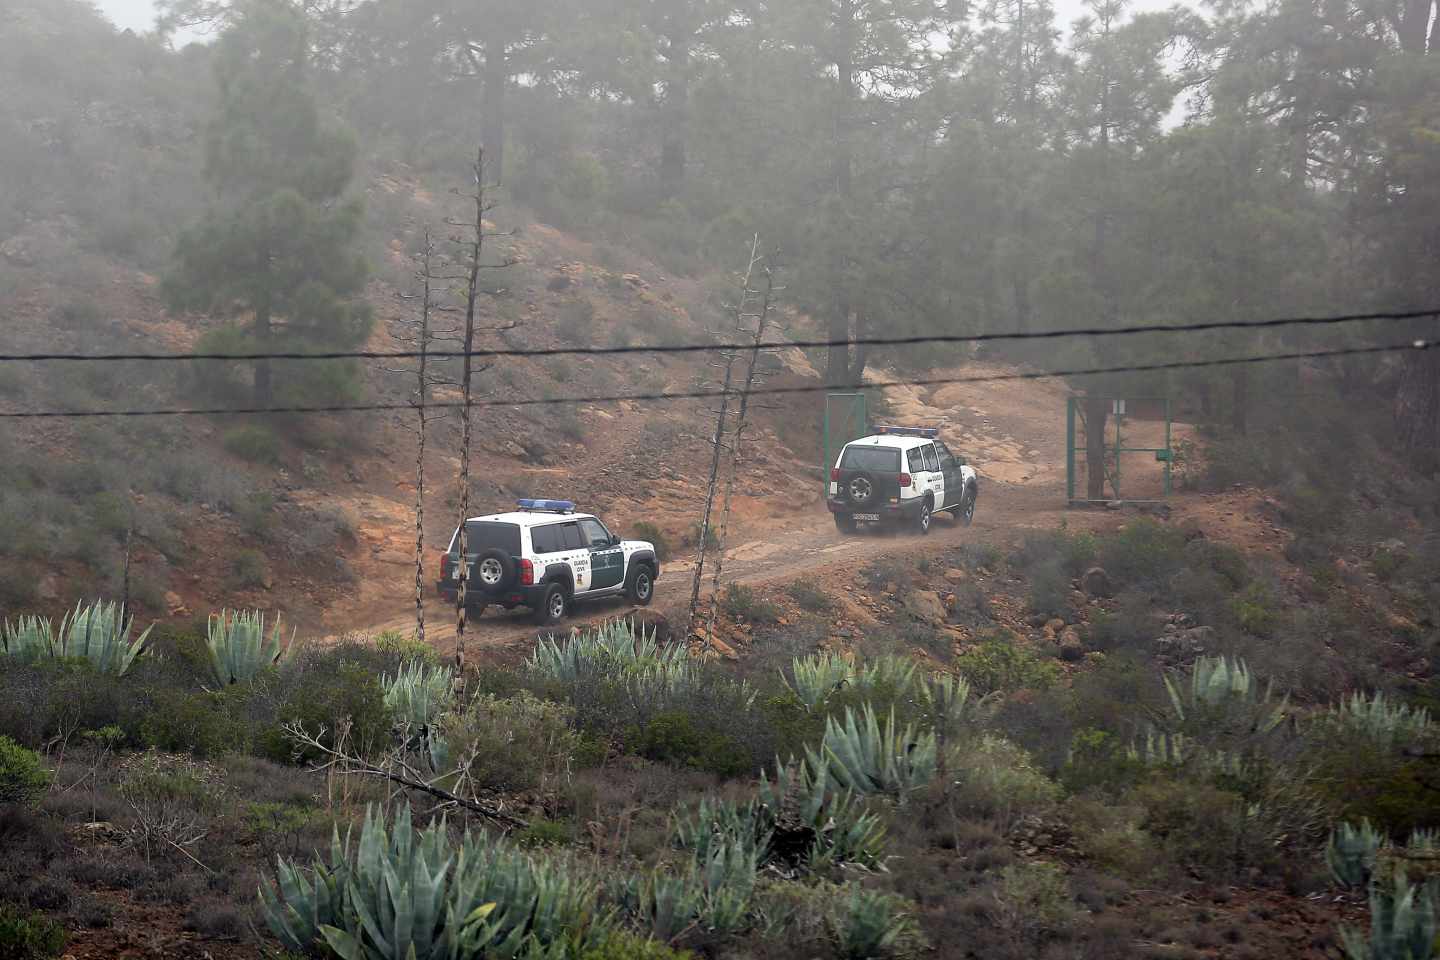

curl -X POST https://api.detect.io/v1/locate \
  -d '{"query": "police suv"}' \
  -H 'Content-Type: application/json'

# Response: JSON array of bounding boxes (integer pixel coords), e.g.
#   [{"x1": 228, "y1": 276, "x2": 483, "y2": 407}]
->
[
  {"x1": 827, "y1": 426, "x2": 978, "y2": 534},
  {"x1": 437, "y1": 500, "x2": 660, "y2": 625}
]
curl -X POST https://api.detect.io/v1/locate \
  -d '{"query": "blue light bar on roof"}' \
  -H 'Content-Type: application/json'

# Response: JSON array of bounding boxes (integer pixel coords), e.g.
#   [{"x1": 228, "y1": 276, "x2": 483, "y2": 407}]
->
[
  {"x1": 875, "y1": 425, "x2": 939, "y2": 438},
  {"x1": 517, "y1": 498, "x2": 575, "y2": 513}
]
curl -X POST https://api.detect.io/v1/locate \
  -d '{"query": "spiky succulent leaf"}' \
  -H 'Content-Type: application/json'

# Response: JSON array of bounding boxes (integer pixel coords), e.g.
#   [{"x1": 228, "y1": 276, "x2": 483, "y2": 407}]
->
[
  {"x1": 207, "y1": 609, "x2": 291, "y2": 686},
  {"x1": 1327, "y1": 819, "x2": 1386, "y2": 890},
  {"x1": 53, "y1": 601, "x2": 150, "y2": 675}
]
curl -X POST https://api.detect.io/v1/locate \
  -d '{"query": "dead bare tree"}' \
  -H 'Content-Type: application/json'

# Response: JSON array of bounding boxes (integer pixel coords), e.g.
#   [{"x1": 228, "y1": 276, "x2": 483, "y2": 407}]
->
[
  {"x1": 704, "y1": 249, "x2": 782, "y2": 644},
  {"x1": 282, "y1": 720, "x2": 528, "y2": 830},
  {"x1": 686, "y1": 235, "x2": 762, "y2": 642},
  {"x1": 390, "y1": 228, "x2": 457, "y2": 648}
]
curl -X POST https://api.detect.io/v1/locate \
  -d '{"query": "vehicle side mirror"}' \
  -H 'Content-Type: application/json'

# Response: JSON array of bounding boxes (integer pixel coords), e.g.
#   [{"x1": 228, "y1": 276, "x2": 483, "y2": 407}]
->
[
  {"x1": 610, "y1": 535, "x2": 622, "y2": 547},
  {"x1": 958, "y1": 456, "x2": 968, "y2": 466}
]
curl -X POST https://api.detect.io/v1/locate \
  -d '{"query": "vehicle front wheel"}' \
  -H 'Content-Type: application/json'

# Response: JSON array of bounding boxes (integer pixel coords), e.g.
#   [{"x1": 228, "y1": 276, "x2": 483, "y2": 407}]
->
[
  {"x1": 626, "y1": 564, "x2": 655, "y2": 606},
  {"x1": 957, "y1": 488, "x2": 976, "y2": 526},
  {"x1": 533, "y1": 582, "x2": 568, "y2": 626},
  {"x1": 834, "y1": 513, "x2": 858, "y2": 535}
]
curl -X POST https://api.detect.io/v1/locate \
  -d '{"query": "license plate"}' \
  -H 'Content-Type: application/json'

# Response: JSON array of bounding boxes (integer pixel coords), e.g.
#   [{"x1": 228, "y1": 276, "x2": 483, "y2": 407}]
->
[{"x1": 853, "y1": 513, "x2": 880, "y2": 521}]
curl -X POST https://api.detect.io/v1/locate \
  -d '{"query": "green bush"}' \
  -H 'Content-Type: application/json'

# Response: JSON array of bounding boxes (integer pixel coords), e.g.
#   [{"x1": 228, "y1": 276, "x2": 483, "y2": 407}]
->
[
  {"x1": 788, "y1": 581, "x2": 834, "y2": 614},
  {"x1": 374, "y1": 630, "x2": 439, "y2": 665},
  {"x1": 1096, "y1": 519, "x2": 1187, "y2": 590},
  {"x1": 948, "y1": 734, "x2": 1061, "y2": 829},
  {"x1": 0, "y1": 735, "x2": 50, "y2": 805},
  {"x1": 232, "y1": 549, "x2": 268, "y2": 589},
  {"x1": 954, "y1": 632, "x2": 1060, "y2": 695},
  {"x1": 138, "y1": 689, "x2": 246, "y2": 758},
  {"x1": 631, "y1": 521, "x2": 671, "y2": 563},
  {"x1": 0, "y1": 904, "x2": 66, "y2": 960},
  {"x1": 721, "y1": 583, "x2": 780, "y2": 624},
  {"x1": 438, "y1": 691, "x2": 578, "y2": 792},
  {"x1": 632, "y1": 711, "x2": 751, "y2": 778},
  {"x1": 261, "y1": 648, "x2": 395, "y2": 763},
  {"x1": 577, "y1": 931, "x2": 695, "y2": 960},
  {"x1": 223, "y1": 424, "x2": 281, "y2": 464}
]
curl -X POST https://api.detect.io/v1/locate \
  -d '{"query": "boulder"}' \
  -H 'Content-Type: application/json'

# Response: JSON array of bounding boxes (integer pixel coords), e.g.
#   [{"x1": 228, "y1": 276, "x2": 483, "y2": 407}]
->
[
  {"x1": 1044, "y1": 618, "x2": 1066, "y2": 633},
  {"x1": 944, "y1": 568, "x2": 969, "y2": 585},
  {"x1": 904, "y1": 590, "x2": 948, "y2": 626},
  {"x1": 1080, "y1": 567, "x2": 1114, "y2": 598},
  {"x1": 1059, "y1": 638, "x2": 1085, "y2": 662},
  {"x1": 37, "y1": 575, "x2": 60, "y2": 602},
  {"x1": 165, "y1": 591, "x2": 189, "y2": 617}
]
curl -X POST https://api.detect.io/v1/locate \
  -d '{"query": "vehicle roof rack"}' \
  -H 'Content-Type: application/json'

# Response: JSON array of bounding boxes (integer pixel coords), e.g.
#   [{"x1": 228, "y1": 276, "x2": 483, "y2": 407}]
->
[
  {"x1": 517, "y1": 498, "x2": 575, "y2": 514},
  {"x1": 874, "y1": 425, "x2": 939, "y2": 438}
]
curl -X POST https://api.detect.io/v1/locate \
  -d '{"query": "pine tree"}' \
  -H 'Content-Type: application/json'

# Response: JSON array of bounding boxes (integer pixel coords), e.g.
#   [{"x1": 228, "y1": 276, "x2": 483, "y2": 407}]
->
[{"x1": 162, "y1": 0, "x2": 371, "y2": 408}]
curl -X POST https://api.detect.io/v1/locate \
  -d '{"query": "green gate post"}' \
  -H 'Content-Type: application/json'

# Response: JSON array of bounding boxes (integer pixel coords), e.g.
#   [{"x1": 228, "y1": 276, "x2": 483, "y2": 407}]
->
[
  {"x1": 1065, "y1": 397, "x2": 1076, "y2": 504},
  {"x1": 823, "y1": 393, "x2": 867, "y2": 496}
]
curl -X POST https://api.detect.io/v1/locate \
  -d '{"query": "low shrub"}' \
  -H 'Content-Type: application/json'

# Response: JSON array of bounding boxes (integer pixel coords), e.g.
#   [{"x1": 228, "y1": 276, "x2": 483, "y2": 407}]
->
[
  {"x1": 1097, "y1": 519, "x2": 1188, "y2": 590},
  {"x1": 438, "y1": 691, "x2": 578, "y2": 792},
  {"x1": 632, "y1": 711, "x2": 752, "y2": 778},
  {"x1": 222, "y1": 425, "x2": 281, "y2": 464},
  {"x1": 631, "y1": 521, "x2": 671, "y2": 562},
  {"x1": 373, "y1": 630, "x2": 440, "y2": 665},
  {"x1": 0, "y1": 904, "x2": 66, "y2": 960},
  {"x1": 948, "y1": 734, "x2": 1061, "y2": 829},
  {"x1": 231, "y1": 549, "x2": 268, "y2": 589},
  {"x1": 954, "y1": 632, "x2": 1059, "y2": 695},
  {"x1": 258, "y1": 645, "x2": 396, "y2": 763},
  {"x1": 992, "y1": 862, "x2": 1077, "y2": 944},
  {"x1": 788, "y1": 581, "x2": 834, "y2": 614},
  {"x1": 721, "y1": 584, "x2": 780, "y2": 624},
  {"x1": 0, "y1": 735, "x2": 50, "y2": 805}
]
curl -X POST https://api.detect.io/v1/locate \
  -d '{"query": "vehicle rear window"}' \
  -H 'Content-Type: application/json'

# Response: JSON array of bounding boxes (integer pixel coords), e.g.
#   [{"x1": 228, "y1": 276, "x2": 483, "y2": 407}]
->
[
  {"x1": 452, "y1": 521, "x2": 521, "y2": 556},
  {"x1": 840, "y1": 446, "x2": 901, "y2": 472},
  {"x1": 531, "y1": 524, "x2": 564, "y2": 554}
]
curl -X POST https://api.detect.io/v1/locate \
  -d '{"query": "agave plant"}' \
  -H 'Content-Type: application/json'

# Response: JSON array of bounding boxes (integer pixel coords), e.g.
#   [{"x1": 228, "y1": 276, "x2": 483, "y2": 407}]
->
[
  {"x1": 856, "y1": 655, "x2": 920, "y2": 697},
  {"x1": 263, "y1": 804, "x2": 601, "y2": 960},
  {"x1": 785, "y1": 652, "x2": 855, "y2": 709},
  {"x1": 807, "y1": 704, "x2": 937, "y2": 799},
  {"x1": 1327, "y1": 820, "x2": 1387, "y2": 890},
  {"x1": 527, "y1": 620, "x2": 688, "y2": 684},
  {"x1": 829, "y1": 886, "x2": 918, "y2": 960},
  {"x1": 757, "y1": 760, "x2": 887, "y2": 871},
  {"x1": 207, "y1": 609, "x2": 291, "y2": 686},
  {"x1": 1410, "y1": 828, "x2": 1440, "y2": 854},
  {"x1": 53, "y1": 601, "x2": 150, "y2": 675},
  {"x1": 1340, "y1": 865, "x2": 1439, "y2": 960},
  {"x1": 1163, "y1": 655, "x2": 1288, "y2": 734},
  {"x1": 921, "y1": 672, "x2": 991, "y2": 734},
  {"x1": 1325, "y1": 692, "x2": 1435, "y2": 749},
  {"x1": 383, "y1": 661, "x2": 455, "y2": 737},
  {"x1": 258, "y1": 825, "x2": 354, "y2": 954},
  {"x1": 673, "y1": 796, "x2": 773, "y2": 869},
  {"x1": 2, "y1": 615, "x2": 55, "y2": 662}
]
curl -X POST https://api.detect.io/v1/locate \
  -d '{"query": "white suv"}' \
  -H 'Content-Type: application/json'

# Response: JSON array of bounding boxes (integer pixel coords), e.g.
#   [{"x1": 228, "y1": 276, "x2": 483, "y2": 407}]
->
[
  {"x1": 827, "y1": 427, "x2": 978, "y2": 534},
  {"x1": 437, "y1": 499, "x2": 660, "y2": 625}
]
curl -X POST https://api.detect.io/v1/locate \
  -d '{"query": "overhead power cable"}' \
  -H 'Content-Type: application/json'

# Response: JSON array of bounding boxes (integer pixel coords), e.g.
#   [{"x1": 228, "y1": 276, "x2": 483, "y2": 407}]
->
[
  {"x1": 0, "y1": 307, "x2": 1435, "y2": 364},
  {"x1": 0, "y1": 338, "x2": 1429, "y2": 420}
]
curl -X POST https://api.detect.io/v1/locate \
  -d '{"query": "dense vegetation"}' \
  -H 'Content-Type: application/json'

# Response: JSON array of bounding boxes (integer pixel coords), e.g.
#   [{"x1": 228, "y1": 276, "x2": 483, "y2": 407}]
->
[{"x1": 1, "y1": 518, "x2": 1438, "y2": 957}]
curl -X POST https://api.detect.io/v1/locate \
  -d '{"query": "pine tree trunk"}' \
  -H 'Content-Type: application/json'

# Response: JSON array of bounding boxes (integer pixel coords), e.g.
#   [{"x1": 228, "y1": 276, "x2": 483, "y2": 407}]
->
[
  {"x1": 254, "y1": 301, "x2": 273, "y2": 408},
  {"x1": 660, "y1": 31, "x2": 689, "y2": 199},
  {"x1": 1395, "y1": 349, "x2": 1440, "y2": 451},
  {"x1": 827, "y1": 0, "x2": 858, "y2": 386},
  {"x1": 482, "y1": 36, "x2": 507, "y2": 183}
]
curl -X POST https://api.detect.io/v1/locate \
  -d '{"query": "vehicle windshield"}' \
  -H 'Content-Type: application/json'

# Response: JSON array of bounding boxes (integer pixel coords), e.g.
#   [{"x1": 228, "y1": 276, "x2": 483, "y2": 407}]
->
[
  {"x1": 839, "y1": 445, "x2": 901, "y2": 472},
  {"x1": 450, "y1": 521, "x2": 521, "y2": 556}
]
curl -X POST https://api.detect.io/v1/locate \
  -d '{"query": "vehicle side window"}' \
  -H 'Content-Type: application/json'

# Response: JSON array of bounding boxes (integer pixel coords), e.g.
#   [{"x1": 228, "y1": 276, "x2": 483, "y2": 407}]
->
[
  {"x1": 531, "y1": 524, "x2": 562, "y2": 554},
  {"x1": 579, "y1": 518, "x2": 611, "y2": 549},
  {"x1": 906, "y1": 448, "x2": 924, "y2": 473},
  {"x1": 922, "y1": 444, "x2": 940, "y2": 472},
  {"x1": 560, "y1": 522, "x2": 586, "y2": 550},
  {"x1": 934, "y1": 440, "x2": 954, "y2": 464}
]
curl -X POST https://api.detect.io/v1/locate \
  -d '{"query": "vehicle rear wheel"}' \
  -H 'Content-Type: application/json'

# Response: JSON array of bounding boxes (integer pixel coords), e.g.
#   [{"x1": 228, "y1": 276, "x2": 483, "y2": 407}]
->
[
  {"x1": 625, "y1": 564, "x2": 655, "y2": 606},
  {"x1": 533, "y1": 582, "x2": 568, "y2": 626},
  {"x1": 916, "y1": 499, "x2": 933, "y2": 536},
  {"x1": 834, "y1": 513, "x2": 857, "y2": 534}
]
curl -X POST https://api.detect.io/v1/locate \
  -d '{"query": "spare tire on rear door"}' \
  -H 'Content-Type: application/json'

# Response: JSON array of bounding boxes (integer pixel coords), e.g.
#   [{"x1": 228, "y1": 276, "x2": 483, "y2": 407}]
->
[
  {"x1": 845, "y1": 472, "x2": 879, "y2": 508},
  {"x1": 472, "y1": 547, "x2": 517, "y2": 594}
]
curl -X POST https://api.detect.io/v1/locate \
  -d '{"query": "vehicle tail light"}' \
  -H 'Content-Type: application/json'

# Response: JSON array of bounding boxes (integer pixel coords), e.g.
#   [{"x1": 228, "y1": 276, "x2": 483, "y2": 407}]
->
[
  {"x1": 899, "y1": 473, "x2": 912, "y2": 488},
  {"x1": 520, "y1": 558, "x2": 535, "y2": 586},
  {"x1": 830, "y1": 468, "x2": 840, "y2": 482},
  {"x1": 439, "y1": 553, "x2": 449, "y2": 581}
]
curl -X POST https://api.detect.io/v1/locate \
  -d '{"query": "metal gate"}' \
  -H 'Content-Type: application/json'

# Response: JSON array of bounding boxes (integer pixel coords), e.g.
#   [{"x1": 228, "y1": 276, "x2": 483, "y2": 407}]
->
[
  {"x1": 1066, "y1": 396, "x2": 1173, "y2": 505},
  {"x1": 823, "y1": 393, "x2": 869, "y2": 492}
]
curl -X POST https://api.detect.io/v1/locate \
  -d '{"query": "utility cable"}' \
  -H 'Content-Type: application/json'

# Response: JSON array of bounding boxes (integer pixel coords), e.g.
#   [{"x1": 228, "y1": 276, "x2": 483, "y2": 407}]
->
[
  {"x1": 0, "y1": 307, "x2": 1434, "y2": 364},
  {"x1": 0, "y1": 338, "x2": 1429, "y2": 419}
]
